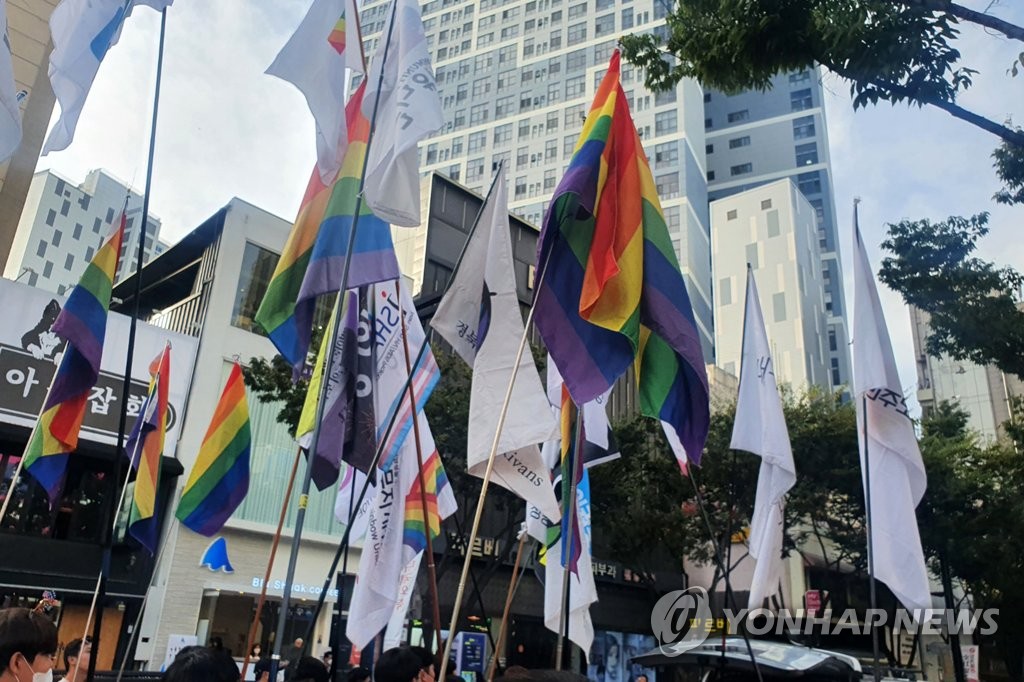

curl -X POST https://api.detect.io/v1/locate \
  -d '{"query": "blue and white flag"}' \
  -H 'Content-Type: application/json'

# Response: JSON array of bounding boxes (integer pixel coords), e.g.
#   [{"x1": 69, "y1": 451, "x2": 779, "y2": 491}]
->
[{"x1": 43, "y1": 0, "x2": 173, "y2": 155}]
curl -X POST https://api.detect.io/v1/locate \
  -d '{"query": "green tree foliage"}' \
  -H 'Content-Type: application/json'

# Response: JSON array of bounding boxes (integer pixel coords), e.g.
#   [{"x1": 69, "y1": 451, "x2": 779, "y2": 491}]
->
[
  {"x1": 994, "y1": 130, "x2": 1024, "y2": 205},
  {"x1": 878, "y1": 212, "x2": 1024, "y2": 377},
  {"x1": 619, "y1": 0, "x2": 1024, "y2": 147},
  {"x1": 242, "y1": 354, "x2": 309, "y2": 437}
]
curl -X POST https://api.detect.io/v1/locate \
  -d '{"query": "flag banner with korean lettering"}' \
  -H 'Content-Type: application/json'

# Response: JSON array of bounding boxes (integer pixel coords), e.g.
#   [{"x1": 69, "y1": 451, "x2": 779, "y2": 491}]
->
[
  {"x1": 22, "y1": 211, "x2": 126, "y2": 504},
  {"x1": 361, "y1": 0, "x2": 444, "y2": 227},
  {"x1": 297, "y1": 82, "x2": 401, "y2": 343},
  {"x1": 0, "y1": 0, "x2": 24, "y2": 163},
  {"x1": 730, "y1": 268, "x2": 795, "y2": 609},
  {"x1": 175, "y1": 361, "x2": 251, "y2": 536},
  {"x1": 431, "y1": 165, "x2": 560, "y2": 520},
  {"x1": 371, "y1": 280, "x2": 440, "y2": 470},
  {"x1": 2, "y1": 279, "x2": 197, "y2": 467},
  {"x1": 297, "y1": 289, "x2": 377, "y2": 489},
  {"x1": 267, "y1": 0, "x2": 364, "y2": 184},
  {"x1": 43, "y1": 0, "x2": 174, "y2": 155},
  {"x1": 127, "y1": 343, "x2": 170, "y2": 555},
  {"x1": 852, "y1": 207, "x2": 931, "y2": 613},
  {"x1": 333, "y1": 462, "x2": 373, "y2": 539},
  {"x1": 532, "y1": 50, "x2": 709, "y2": 469}
]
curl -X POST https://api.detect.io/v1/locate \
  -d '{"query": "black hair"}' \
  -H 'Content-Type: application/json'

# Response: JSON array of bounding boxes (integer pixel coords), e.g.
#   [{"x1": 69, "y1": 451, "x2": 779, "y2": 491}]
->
[
  {"x1": 63, "y1": 637, "x2": 90, "y2": 669},
  {"x1": 163, "y1": 645, "x2": 239, "y2": 682},
  {"x1": 347, "y1": 665, "x2": 371, "y2": 682},
  {"x1": 292, "y1": 656, "x2": 329, "y2": 682},
  {"x1": 409, "y1": 646, "x2": 434, "y2": 671},
  {"x1": 375, "y1": 647, "x2": 426, "y2": 682},
  {"x1": 250, "y1": 643, "x2": 263, "y2": 658},
  {"x1": 0, "y1": 607, "x2": 58, "y2": 673}
]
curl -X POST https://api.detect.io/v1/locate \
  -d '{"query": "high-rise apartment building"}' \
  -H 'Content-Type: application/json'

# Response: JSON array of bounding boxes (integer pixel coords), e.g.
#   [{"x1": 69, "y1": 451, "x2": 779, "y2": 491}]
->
[
  {"x1": 359, "y1": 0, "x2": 715, "y2": 357},
  {"x1": 711, "y1": 179, "x2": 830, "y2": 391},
  {"x1": 910, "y1": 305, "x2": 1022, "y2": 444},
  {"x1": 4, "y1": 169, "x2": 163, "y2": 293},
  {"x1": 705, "y1": 71, "x2": 850, "y2": 391}
]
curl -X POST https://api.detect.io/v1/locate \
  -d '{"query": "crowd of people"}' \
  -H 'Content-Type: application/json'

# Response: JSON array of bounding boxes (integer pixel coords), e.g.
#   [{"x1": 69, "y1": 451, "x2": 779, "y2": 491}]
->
[{"x1": 0, "y1": 607, "x2": 591, "y2": 682}]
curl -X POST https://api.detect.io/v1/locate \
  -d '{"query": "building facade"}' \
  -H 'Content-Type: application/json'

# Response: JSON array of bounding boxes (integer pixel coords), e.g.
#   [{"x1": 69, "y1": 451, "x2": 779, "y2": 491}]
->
[
  {"x1": 4, "y1": 169, "x2": 163, "y2": 293},
  {"x1": 711, "y1": 179, "x2": 830, "y2": 392},
  {"x1": 360, "y1": 0, "x2": 715, "y2": 358},
  {"x1": 910, "y1": 305, "x2": 1022, "y2": 444},
  {"x1": 705, "y1": 70, "x2": 850, "y2": 391},
  {"x1": 0, "y1": 0, "x2": 60, "y2": 271}
]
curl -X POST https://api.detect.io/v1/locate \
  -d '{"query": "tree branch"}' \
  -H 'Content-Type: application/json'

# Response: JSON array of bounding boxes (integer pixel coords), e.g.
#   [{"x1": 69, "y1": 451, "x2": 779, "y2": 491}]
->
[{"x1": 906, "y1": 0, "x2": 1024, "y2": 43}]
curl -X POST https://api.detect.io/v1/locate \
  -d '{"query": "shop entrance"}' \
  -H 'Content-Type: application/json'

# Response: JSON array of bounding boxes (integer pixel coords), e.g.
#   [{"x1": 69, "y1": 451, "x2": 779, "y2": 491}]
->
[{"x1": 198, "y1": 592, "x2": 323, "y2": 659}]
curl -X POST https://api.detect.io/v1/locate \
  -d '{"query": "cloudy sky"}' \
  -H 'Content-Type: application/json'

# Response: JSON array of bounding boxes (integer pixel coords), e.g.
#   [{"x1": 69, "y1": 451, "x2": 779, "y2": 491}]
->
[{"x1": 37, "y1": 0, "x2": 1023, "y2": 415}]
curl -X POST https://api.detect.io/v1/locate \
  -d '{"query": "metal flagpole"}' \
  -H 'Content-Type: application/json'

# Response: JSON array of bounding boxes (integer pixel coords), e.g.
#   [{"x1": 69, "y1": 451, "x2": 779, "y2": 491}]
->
[
  {"x1": 555, "y1": 405, "x2": 584, "y2": 671},
  {"x1": 269, "y1": 0, "x2": 401, "y2": 674},
  {"x1": 396, "y1": 280, "x2": 444, "y2": 649},
  {"x1": 329, "y1": 484, "x2": 356, "y2": 682},
  {"x1": 862, "y1": 395, "x2": 882, "y2": 682},
  {"x1": 687, "y1": 467, "x2": 765, "y2": 682},
  {"x1": 240, "y1": 445, "x2": 303, "y2": 680},
  {"x1": 88, "y1": 9, "x2": 168, "y2": 680}
]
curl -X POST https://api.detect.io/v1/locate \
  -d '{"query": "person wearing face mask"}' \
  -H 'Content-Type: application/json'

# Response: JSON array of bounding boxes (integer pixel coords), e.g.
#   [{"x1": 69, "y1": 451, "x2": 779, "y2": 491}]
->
[{"x1": 0, "y1": 607, "x2": 59, "y2": 682}]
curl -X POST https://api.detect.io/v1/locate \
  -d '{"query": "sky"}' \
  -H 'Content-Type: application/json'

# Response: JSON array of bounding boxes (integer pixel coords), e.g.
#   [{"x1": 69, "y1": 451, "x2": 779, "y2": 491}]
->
[{"x1": 37, "y1": 0, "x2": 1023, "y2": 417}]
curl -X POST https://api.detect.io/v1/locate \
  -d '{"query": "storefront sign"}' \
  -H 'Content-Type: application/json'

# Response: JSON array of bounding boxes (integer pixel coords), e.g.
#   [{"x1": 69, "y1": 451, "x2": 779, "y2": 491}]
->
[
  {"x1": 200, "y1": 537, "x2": 234, "y2": 573},
  {"x1": 249, "y1": 577, "x2": 339, "y2": 598},
  {"x1": 0, "y1": 279, "x2": 197, "y2": 453},
  {"x1": 962, "y1": 645, "x2": 979, "y2": 682},
  {"x1": 805, "y1": 590, "x2": 822, "y2": 615}
]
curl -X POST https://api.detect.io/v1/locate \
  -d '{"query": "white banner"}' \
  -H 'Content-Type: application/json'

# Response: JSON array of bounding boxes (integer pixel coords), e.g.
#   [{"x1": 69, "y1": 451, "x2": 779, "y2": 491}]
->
[{"x1": 0, "y1": 278, "x2": 198, "y2": 456}]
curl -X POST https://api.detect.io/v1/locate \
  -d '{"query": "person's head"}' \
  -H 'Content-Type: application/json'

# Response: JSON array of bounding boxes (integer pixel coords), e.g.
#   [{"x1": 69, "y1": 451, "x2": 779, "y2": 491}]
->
[
  {"x1": 250, "y1": 643, "x2": 262, "y2": 658},
  {"x1": 0, "y1": 607, "x2": 58, "y2": 682},
  {"x1": 292, "y1": 638, "x2": 304, "y2": 651},
  {"x1": 635, "y1": 675, "x2": 648, "y2": 682},
  {"x1": 346, "y1": 665, "x2": 371, "y2": 682},
  {"x1": 62, "y1": 638, "x2": 91, "y2": 676},
  {"x1": 375, "y1": 647, "x2": 432, "y2": 682},
  {"x1": 322, "y1": 650, "x2": 333, "y2": 668},
  {"x1": 162, "y1": 645, "x2": 239, "y2": 682},
  {"x1": 291, "y1": 656, "x2": 329, "y2": 682}
]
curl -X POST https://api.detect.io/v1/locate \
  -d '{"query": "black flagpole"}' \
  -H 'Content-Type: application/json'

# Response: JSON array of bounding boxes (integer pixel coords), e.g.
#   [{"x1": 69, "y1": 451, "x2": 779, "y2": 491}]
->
[
  {"x1": 862, "y1": 394, "x2": 882, "y2": 682},
  {"x1": 87, "y1": 8, "x2": 168, "y2": 681}
]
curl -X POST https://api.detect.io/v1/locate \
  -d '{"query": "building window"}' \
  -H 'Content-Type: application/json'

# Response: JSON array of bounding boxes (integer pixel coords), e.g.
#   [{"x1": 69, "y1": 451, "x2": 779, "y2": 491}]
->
[
  {"x1": 719, "y1": 278, "x2": 732, "y2": 306},
  {"x1": 792, "y1": 115, "x2": 815, "y2": 139},
  {"x1": 45, "y1": 209, "x2": 56, "y2": 226},
  {"x1": 565, "y1": 75, "x2": 586, "y2": 99},
  {"x1": 493, "y1": 124, "x2": 512, "y2": 145},
  {"x1": 54, "y1": 179, "x2": 66, "y2": 196},
  {"x1": 797, "y1": 171, "x2": 821, "y2": 194},
  {"x1": 567, "y1": 21, "x2": 586, "y2": 45},
  {"x1": 72, "y1": 223, "x2": 82, "y2": 239},
  {"x1": 745, "y1": 243, "x2": 759, "y2": 269},
  {"x1": 766, "y1": 209, "x2": 780, "y2": 237},
  {"x1": 791, "y1": 88, "x2": 813, "y2": 111},
  {"x1": 654, "y1": 142, "x2": 678, "y2": 169},
  {"x1": 515, "y1": 175, "x2": 527, "y2": 199},
  {"x1": 761, "y1": 199, "x2": 772, "y2": 210},
  {"x1": 51, "y1": 231, "x2": 62, "y2": 247},
  {"x1": 43, "y1": 261, "x2": 53, "y2": 278},
  {"x1": 727, "y1": 109, "x2": 749, "y2": 123},
  {"x1": 705, "y1": 143, "x2": 714, "y2": 154},
  {"x1": 544, "y1": 169, "x2": 557, "y2": 190},
  {"x1": 621, "y1": 7, "x2": 633, "y2": 28},
  {"x1": 595, "y1": 13, "x2": 614, "y2": 36},
  {"x1": 828, "y1": 330, "x2": 838, "y2": 352},
  {"x1": 466, "y1": 157, "x2": 485, "y2": 182},
  {"x1": 470, "y1": 103, "x2": 490, "y2": 125},
  {"x1": 703, "y1": 92, "x2": 711, "y2": 103},
  {"x1": 568, "y1": 2, "x2": 587, "y2": 18},
  {"x1": 655, "y1": 172, "x2": 680, "y2": 199},
  {"x1": 566, "y1": 48, "x2": 586, "y2": 72},
  {"x1": 60, "y1": 200, "x2": 70, "y2": 216},
  {"x1": 564, "y1": 134, "x2": 576, "y2": 158},
  {"x1": 655, "y1": 110, "x2": 677, "y2": 135},
  {"x1": 85, "y1": 246, "x2": 94, "y2": 261},
  {"x1": 231, "y1": 242, "x2": 280, "y2": 334},
  {"x1": 789, "y1": 70, "x2": 811, "y2": 85},
  {"x1": 655, "y1": 88, "x2": 676, "y2": 107},
  {"x1": 729, "y1": 136, "x2": 750, "y2": 149},
  {"x1": 730, "y1": 163, "x2": 752, "y2": 176},
  {"x1": 64, "y1": 254, "x2": 74, "y2": 271},
  {"x1": 452, "y1": 137, "x2": 464, "y2": 156},
  {"x1": 426, "y1": 143, "x2": 439, "y2": 164},
  {"x1": 468, "y1": 132, "x2": 486, "y2": 153},
  {"x1": 796, "y1": 142, "x2": 818, "y2": 166},
  {"x1": 594, "y1": 40, "x2": 615, "y2": 63},
  {"x1": 707, "y1": 170, "x2": 715, "y2": 181},
  {"x1": 773, "y1": 292, "x2": 786, "y2": 322},
  {"x1": 704, "y1": 117, "x2": 712, "y2": 129},
  {"x1": 35, "y1": 240, "x2": 47, "y2": 258},
  {"x1": 727, "y1": 209, "x2": 738, "y2": 221}
]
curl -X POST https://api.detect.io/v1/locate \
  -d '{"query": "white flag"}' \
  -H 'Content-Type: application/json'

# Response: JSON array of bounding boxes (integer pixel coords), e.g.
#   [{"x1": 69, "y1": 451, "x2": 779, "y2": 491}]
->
[
  {"x1": 267, "y1": 0, "x2": 363, "y2": 183},
  {"x1": 852, "y1": 208, "x2": 931, "y2": 613},
  {"x1": 432, "y1": 166, "x2": 560, "y2": 520},
  {"x1": 333, "y1": 463, "x2": 373, "y2": 541},
  {"x1": 0, "y1": 1, "x2": 23, "y2": 163},
  {"x1": 527, "y1": 471, "x2": 597, "y2": 657},
  {"x1": 361, "y1": 0, "x2": 443, "y2": 226},
  {"x1": 544, "y1": 361, "x2": 620, "y2": 470},
  {"x1": 43, "y1": 0, "x2": 172, "y2": 155},
  {"x1": 730, "y1": 268, "x2": 796, "y2": 609},
  {"x1": 382, "y1": 551, "x2": 422, "y2": 649}
]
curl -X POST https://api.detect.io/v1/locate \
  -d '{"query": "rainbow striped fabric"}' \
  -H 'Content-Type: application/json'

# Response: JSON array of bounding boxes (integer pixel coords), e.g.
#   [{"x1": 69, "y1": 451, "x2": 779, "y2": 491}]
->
[
  {"x1": 176, "y1": 362, "x2": 251, "y2": 536},
  {"x1": 297, "y1": 82, "x2": 401, "y2": 328},
  {"x1": 558, "y1": 386, "x2": 583, "y2": 572},
  {"x1": 23, "y1": 212, "x2": 126, "y2": 504},
  {"x1": 127, "y1": 343, "x2": 171, "y2": 554},
  {"x1": 402, "y1": 449, "x2": 451, "y2": 554},
  {"x1": 533, "y1": 50, "x2": 710, "y2": 467}
]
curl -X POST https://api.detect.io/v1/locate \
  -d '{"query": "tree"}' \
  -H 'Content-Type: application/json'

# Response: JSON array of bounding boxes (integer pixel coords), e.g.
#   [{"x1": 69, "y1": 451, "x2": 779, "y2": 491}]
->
[
  {"x1": 994, "y1": 131, "x2": 1024, "y2": 205},
  {"x1": 878, "y1": 212, "x2": 1024, "y2": 378},
  {"x1": 619, "y1": 0, "x2": 1024, "y2": 148}
]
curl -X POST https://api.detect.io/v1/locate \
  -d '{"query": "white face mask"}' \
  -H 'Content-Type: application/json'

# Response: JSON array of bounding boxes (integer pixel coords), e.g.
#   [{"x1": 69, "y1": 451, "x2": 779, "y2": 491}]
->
[{"x1": 16, "y1": 656, "x2": 53, "y2": 682}]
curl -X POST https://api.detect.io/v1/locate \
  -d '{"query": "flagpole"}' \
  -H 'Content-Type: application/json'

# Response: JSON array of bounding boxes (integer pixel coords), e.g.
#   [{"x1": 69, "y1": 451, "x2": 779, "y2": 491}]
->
[
  {"x1": 270, "y1": 0, "x2": 402, "y2": 673},
  {"x1": 862, "y1": 394, "x2": 882, "y2": 682},
  {"x1": 396, "y1": 279, "x2": 444, "y2": 649},
  {"x1": 687, "y1": 467, "x2": 764, "y2": 682},
  {"x1": 555, "y1": 405, "x2": 584, "y2": 671},
  {"x1": 486, "y1": 531, "x2": 528, "y2": 682},
  {"x1": 240, "y1": 444, "x2": 303, "y2": 681},
  {"x1": 88, "y1": 9, "x2": 168, "y2": 679},
  {"x1": 448, "y1": 512, "x2": 499, "y2": 663},
  {"x1": 329, "y1": 481, "x2": 356, "y2": 682}
]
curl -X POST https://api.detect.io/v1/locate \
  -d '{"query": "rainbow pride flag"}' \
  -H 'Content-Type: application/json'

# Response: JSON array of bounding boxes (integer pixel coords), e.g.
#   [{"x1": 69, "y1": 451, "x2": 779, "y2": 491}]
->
[
  {"x1": 402, "y1": 449, "x2": 451, "y2": 554},
  {"x1": 533, "y1": 50, "x2": 710, "y2": 467},
  {"x1": 176, "y1": 362, "x2": 251, "y2": 536},
  {"x1": 127, "y1": 343, "x2": 171, "y2": 554},
  {"x1": 23, "y1": 212, "x2": 126, "y2": 504},
  {"x1": 297, "y1": 82, "x2": 400, "y2": 328},
  {"x1": 558, "y1": 386, "x2": 583, "y2": 572}
]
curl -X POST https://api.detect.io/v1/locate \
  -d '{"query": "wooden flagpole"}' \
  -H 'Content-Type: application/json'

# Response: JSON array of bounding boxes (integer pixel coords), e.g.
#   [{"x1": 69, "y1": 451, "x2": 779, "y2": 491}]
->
[
  {"x1": 486, "y1": 532, "x2": 528, "y2": 682},
  {"x1": 396, "y1": 280, "x2": 444, "y2": 649}
]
